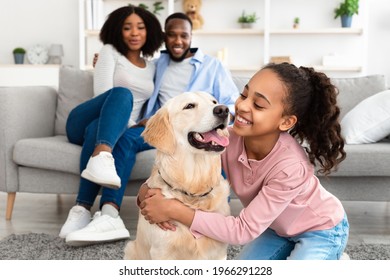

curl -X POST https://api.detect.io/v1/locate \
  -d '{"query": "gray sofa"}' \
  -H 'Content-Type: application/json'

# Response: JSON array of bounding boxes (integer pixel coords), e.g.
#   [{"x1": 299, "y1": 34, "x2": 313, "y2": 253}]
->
[{"x1": 1, "y1": 66, "x2": 389, "y2": 220}]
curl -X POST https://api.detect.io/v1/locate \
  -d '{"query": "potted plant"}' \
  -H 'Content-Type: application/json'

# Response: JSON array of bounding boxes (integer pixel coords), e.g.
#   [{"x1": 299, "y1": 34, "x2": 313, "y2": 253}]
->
[
  {"x1": 293, "y1": 17, "x2": 300, "y2": 29},
  {"x1": 137, "y1": 1, "x2": 164, "y2": 15},
  {"x1": 334, "y1": 0, "x2": 359, "y2": 28},
  {"x1": 238, "y1": 10, "x2": 259, "y2": 28},
  {"x1": 12, "y1": 47, "x2": 26, "y2": 64}
]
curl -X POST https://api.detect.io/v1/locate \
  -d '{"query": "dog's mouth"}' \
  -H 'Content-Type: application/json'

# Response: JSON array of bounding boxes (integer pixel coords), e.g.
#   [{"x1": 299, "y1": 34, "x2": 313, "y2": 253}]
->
[{"x1": 188, "y1": 124, "x2": 229, "y2": 152}]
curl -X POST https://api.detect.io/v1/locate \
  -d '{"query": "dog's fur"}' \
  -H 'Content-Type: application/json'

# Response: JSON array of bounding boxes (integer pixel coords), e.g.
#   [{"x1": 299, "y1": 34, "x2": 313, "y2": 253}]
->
[{"x1": 124, "y1": 92, "x2": 231, "y2": 260}]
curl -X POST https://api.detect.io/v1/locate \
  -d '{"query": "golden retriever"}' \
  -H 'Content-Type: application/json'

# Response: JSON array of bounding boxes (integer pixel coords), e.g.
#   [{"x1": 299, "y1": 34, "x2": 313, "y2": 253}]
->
[{"x1": 124, "y1": 91, "x2": 231, "y2": 260}]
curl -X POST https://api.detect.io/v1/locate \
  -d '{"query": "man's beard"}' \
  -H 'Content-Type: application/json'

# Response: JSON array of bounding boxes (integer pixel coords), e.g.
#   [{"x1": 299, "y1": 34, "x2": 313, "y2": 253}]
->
[{"x1": 167, "y1": 45, "x2": 191, "y2": 62}]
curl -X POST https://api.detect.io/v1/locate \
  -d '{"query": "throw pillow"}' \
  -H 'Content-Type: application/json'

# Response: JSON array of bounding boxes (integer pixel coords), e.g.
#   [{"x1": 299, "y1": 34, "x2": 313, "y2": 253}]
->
[
  {"x1": 341, "y1": 90, "x2": 390, "y2": 144},
  {"x1": 54, "y1": 65, "x2": 94, "y2": 135},
  {"x1": 331, "y1": 75, "x2": 386, "y2": 120}
]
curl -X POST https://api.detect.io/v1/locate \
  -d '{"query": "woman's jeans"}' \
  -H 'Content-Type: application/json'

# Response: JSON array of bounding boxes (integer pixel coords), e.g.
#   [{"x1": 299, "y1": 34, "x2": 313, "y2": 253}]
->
[
  {"x1": 236, "y1": 214, "x2": 349, "y2": 260},
  {"x1": 66, "y1": 87, "x2": 153, "y2": 209}
]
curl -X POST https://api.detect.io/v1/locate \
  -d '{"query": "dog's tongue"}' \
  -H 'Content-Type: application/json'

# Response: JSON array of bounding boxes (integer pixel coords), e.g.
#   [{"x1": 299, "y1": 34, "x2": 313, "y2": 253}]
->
[{"x1": 201, "y1": 130, "x2": 229, "y2": 147}]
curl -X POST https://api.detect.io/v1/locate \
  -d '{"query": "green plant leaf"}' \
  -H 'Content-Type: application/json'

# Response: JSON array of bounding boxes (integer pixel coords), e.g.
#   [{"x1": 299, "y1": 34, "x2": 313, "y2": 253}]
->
[{"x1": 334, "y1": 0, "x2": 359, "y2": 19}]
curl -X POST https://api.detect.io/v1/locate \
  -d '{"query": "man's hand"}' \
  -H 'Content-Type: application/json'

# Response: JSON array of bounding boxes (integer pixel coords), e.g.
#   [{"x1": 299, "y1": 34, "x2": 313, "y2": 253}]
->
[
  {"x1": 130, "y1": 118, "x2": 149, "y2": 128},
  {"x1": 93, "y1": 53, "x2": 99, "y2": 68},
  {"x1": 137, "y1": 118, "x2": 149, "y2": 127}
]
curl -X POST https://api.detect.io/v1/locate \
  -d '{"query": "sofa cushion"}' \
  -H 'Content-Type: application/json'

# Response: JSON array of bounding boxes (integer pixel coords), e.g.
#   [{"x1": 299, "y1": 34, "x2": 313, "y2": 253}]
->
[
  {"x1": 13, "y1": 136, "x2": 82, "y2": 175},
  {"x1": 55, "y1": 66, "x2": 94, "y2": 135},
  {"x1": 323, "y1": 139, "x2": 390, "y2": 177},
  {"x1": 330, "y1": 75, "x2": 387, "y2": 119},
  {"x1": 341, "y1": 90, "x2": 390, "y2": 144},
  {"x1": 232, "y1": 76, "x2": 250, "y2": 92},
  {"x1": 13, "y1": 136, "x2": 156, "y2": 180}
]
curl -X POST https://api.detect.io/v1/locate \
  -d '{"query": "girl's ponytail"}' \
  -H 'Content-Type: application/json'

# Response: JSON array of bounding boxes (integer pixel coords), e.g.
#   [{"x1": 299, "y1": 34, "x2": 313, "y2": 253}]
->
[{"x1": 297, "y1": 66, "x2": 346, "y2": 175}]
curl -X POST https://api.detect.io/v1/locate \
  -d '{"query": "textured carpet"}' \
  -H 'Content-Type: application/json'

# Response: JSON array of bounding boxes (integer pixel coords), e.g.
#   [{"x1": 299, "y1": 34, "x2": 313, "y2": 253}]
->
[{"x1": 0, "y1": 233, "x2": 389, "y2": 260}]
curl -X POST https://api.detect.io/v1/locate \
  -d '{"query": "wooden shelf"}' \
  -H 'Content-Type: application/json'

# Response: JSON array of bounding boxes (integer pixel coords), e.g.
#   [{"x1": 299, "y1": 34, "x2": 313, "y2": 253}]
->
[
  {"x1": 85, "y1": 28, "x2": 265, "y2": 36},
  {"x1": 84, "y1": 29, "x2": 99, "y2": 36},
  {"x1": 228, "y1": 65, "x2": 362, "y2": 73},
  {"x1": 0, "y1": 64, "x2": 60, "y2": 68},
  {"x1": 193, "y1": 29, "x2": 264, "y2": 35},
  {"x1": 312, "y1": 65, "x2": 362, "y2": 72},
  {"x1": 270, "y1": 28, "x2": 363, "y2": 35}
]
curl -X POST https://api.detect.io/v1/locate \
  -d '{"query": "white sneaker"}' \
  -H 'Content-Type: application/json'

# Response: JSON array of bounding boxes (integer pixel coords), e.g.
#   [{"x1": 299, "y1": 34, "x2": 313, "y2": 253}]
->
[
  {"x1": 81, "y1": 151, "x2": 121, "y2": 189},
  {"x1": 59, "y1": 205, "x2": 91, "y2": 238},
  {"x1": 65, "y1": 212, "x2": 130, "y2": 246}
]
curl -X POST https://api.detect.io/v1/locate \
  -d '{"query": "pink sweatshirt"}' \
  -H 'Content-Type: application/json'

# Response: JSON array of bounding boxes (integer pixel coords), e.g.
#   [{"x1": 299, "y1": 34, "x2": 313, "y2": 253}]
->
[{"x1": 190, "y1": 130, "x2": 345, "y2": 245}]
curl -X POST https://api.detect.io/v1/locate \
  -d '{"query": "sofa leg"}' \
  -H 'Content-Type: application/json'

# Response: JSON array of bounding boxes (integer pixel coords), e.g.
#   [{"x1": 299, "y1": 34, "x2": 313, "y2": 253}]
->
[{"x1": 6, "y1": 192, "x2": 16, "y2": 220}]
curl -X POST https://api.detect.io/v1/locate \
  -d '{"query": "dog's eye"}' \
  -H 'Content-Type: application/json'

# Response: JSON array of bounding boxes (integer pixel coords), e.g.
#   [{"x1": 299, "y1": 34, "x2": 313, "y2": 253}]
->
[
  {"x1": 184, "y1": 103, "x2": 196, "y2": 110},
  {"x1": 212, "y1": 100, "x2": 217, "y2": 104}
]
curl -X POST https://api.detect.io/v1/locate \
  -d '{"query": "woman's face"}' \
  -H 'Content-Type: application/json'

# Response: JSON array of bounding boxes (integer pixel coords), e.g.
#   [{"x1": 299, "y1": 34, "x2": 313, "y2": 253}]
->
[
  {"x1": 122, "y1": 13, "x2": 147, "y2": 52},
  {"x1": 233, "y1": 69, "x2": 293, "y2": 138}
]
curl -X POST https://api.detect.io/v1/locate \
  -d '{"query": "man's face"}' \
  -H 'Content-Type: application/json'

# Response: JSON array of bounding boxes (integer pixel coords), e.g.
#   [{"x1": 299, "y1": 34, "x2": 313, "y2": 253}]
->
[{"x1": 164, "y1": 18, "x2": 192, "y2": 62}]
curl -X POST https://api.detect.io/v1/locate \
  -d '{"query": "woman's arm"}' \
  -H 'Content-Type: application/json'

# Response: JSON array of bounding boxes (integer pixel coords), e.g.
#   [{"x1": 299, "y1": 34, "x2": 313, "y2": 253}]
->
[{"x1": 93, "y1": 45, "x2": 116, "y2": 96}]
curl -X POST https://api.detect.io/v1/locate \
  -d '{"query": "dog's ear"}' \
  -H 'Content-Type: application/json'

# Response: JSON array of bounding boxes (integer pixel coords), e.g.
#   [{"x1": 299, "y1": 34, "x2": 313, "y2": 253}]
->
[{"x1": 142, "y1": 107, "x2": 176, "y2": 155}]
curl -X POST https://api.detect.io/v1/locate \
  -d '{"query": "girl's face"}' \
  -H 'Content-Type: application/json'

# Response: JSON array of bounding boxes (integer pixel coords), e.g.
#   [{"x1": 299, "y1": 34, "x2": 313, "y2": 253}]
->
[
  {"x1": 233, "y1": 69, "x2": 296, "y2": 138},
  {"x1": 122, "y1": 13, "x2": 147, "y2": 52}
]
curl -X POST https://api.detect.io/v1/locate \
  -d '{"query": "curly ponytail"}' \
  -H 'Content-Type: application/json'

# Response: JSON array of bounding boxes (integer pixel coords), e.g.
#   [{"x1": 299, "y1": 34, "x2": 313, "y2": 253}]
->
[{"x1": 263, "y1": 63, "x2": 346, "y2": 175}]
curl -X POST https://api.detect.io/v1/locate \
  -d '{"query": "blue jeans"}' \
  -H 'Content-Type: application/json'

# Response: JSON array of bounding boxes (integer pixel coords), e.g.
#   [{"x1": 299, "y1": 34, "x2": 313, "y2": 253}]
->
[
  {"x1": 66, "y1": 87, "x2": 153, "y2": 210},
  {"x1": 236, "y1": 214, "x2": 349, "y2": 260}
]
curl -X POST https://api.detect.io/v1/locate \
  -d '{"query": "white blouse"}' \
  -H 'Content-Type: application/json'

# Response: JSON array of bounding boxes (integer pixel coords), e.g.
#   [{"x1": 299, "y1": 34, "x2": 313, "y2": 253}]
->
[{"x1": 93, "y1": 44, "x2": 155, "y2": 126}]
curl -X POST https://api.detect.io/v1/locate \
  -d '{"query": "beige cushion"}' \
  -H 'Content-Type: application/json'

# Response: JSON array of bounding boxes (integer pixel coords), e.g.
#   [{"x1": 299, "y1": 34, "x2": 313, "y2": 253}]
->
[{"x1": 54, "y1": 66, "x2": 94, "y2": 135}]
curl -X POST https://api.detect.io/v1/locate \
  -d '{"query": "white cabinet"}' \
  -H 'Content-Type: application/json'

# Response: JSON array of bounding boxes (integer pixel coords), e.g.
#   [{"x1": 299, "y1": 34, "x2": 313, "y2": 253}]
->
[{"x1": 79, "y1": 0, "x2": 368, "y2": 77}]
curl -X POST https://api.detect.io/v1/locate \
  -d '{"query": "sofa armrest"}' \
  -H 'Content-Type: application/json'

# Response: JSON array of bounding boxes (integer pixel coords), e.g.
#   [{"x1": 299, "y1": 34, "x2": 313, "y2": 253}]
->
[{"x1": 0, "y1": 86, "x2": 57, "y2": 192}]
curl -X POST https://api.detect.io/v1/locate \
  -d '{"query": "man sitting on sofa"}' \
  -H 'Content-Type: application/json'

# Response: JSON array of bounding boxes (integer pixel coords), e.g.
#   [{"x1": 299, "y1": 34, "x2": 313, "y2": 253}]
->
[{"x1": 60, "y1": 12, "x2": 239, "y2": 245}]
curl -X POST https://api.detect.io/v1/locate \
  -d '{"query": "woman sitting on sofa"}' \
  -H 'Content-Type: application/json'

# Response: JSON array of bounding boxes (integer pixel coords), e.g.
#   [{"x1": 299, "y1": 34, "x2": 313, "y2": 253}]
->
[{"x1": 59, "y1": 5, "x2": 164, "y2": 245}]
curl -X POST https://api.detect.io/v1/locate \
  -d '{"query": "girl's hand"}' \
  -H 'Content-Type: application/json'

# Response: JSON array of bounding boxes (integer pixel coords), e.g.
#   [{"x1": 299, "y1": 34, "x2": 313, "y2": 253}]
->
[
  {"x1": 156, "y1": 221, "x2": 177, "y2": 231},
  {"x1": 140, "y1": 188, "x2": 175, "y2": 224},
  {"x1": 140, "y1": 188, "x2": 196, "y2": 228}
]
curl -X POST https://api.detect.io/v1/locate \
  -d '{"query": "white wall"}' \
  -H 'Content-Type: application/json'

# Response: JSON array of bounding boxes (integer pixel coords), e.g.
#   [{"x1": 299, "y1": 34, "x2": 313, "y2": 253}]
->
[
  {"x1": 0, "y1": 0, "x2": 389, "y2": 85},
  {"x1": 0, "y1": 0, "x2": 79, "y2": 67},
  {"x1": 366, "y1": 0, "x2": 390, "y2": 82}
]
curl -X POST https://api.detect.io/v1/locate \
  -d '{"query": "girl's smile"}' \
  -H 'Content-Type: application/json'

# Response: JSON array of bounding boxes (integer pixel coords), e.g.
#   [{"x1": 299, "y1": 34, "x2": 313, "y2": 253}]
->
[{"x1": 235, "y1": 114, "x2": 253, "y2": 125}]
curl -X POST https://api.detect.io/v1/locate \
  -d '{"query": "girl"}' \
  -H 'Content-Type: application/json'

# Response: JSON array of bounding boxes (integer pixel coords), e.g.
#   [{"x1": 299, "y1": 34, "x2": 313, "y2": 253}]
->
[
  {"x1": 139, "y1": 62, "x2": 349, "y2": 260},
  {"x1": 59, "y1": 6, "x2": 164, "y2": 245}
]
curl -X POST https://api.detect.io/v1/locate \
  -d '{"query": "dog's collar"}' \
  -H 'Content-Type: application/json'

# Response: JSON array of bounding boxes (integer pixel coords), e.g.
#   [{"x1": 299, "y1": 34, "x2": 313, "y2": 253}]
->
[{"x1": 158, "y1": 170, "x2": 213, "y2": 198}]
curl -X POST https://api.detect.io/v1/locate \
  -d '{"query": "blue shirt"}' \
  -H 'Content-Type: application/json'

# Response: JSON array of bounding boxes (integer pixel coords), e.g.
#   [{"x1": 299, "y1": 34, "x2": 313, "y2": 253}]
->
[{"x1": 142, "y1": 48, "x2": 239, "y2": 119}]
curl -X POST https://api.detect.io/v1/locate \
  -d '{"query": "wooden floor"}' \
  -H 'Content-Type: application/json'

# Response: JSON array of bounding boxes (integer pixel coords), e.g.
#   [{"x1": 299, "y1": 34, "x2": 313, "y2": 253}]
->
[{"x1": 1, "y1": 192, "x2": 390, "y2": 245}]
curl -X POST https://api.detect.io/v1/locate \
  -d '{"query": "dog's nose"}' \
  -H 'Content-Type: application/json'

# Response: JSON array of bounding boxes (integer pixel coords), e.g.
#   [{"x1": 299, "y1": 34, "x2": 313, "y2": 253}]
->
[{"x1": 213, "y1": 105, "x2": 229, "y2": 120}]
